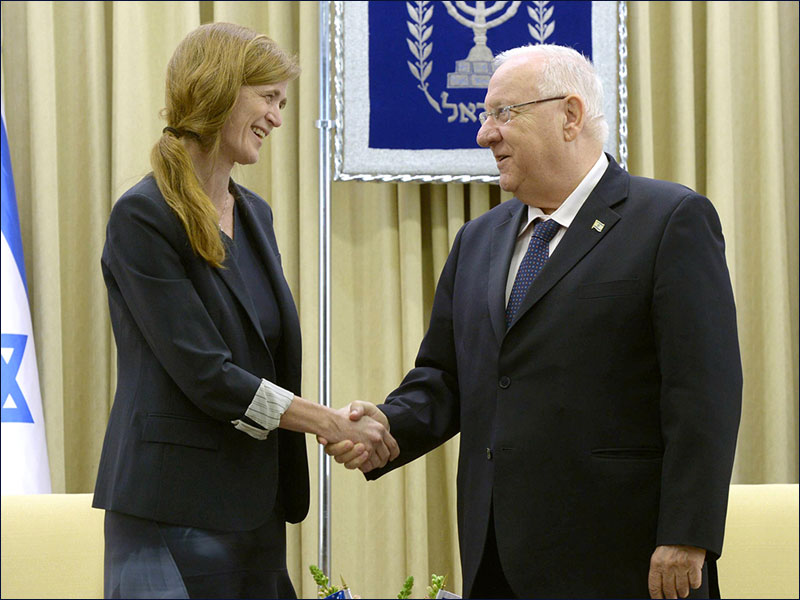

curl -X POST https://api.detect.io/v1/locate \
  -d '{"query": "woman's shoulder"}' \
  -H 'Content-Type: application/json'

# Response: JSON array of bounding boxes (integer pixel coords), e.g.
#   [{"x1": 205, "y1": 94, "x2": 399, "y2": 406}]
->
[
  {"x1": 109, "y1": 174, "x2": 180, "y2": 234},
  {"x1": 230, "y1": 180, "x2": 273, "y2": 219},
  {"x1": 115, "y1": 174, "x2": 163, "y2": 207}
]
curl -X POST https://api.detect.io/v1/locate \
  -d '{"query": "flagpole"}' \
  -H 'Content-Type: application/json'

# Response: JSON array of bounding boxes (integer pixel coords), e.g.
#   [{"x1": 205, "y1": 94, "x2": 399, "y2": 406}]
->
[{"x1": 315, "y1": 0, "x2": 333, "y2": 579}]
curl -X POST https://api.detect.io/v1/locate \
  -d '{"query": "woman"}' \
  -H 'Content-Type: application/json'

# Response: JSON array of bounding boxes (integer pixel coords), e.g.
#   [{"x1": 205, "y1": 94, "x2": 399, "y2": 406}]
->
[{"x1": 93, "y1": 23, "x2": 397, "y2": 599}]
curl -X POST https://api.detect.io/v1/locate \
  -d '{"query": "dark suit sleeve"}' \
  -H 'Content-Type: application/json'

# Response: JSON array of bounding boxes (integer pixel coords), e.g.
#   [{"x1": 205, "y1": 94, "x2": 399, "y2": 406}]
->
[
  {"x1": 104, "y1": 193, "x2": 262, "y2": 422},
  {"x1": 652, "y1": 193, "x2": 742, "y2": 558},
  {"x1": 367, "y1": 224, "x2": 467, "y2": 478}
]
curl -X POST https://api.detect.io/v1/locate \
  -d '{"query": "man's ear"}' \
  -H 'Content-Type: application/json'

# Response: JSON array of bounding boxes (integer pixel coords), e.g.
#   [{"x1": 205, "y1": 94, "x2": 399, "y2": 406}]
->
[{"x1": 563, "y1": 95, "x2": 585, "y2": 141}]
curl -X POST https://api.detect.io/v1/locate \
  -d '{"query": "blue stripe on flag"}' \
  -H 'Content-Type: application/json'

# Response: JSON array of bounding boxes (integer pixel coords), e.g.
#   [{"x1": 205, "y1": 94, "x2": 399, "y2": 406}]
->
[
  {"x1": 0, "y1": 110, "x2": 52, "y2": 493},
  {"x1": 1, "y1": 115, "x2": 28, "y2": 292}
]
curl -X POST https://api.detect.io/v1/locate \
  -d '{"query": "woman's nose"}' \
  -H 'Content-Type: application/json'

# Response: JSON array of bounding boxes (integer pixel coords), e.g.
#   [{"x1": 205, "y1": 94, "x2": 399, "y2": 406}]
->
[{"x1": 267, "y1": 107, "x2": 282, "y2": 128}]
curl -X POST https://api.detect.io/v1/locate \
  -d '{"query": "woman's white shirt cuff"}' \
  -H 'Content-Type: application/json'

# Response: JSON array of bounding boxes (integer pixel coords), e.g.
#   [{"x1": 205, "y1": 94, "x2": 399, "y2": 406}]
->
[{"x1": 231, "y1": 379, "x2": 293, "y2": 440}]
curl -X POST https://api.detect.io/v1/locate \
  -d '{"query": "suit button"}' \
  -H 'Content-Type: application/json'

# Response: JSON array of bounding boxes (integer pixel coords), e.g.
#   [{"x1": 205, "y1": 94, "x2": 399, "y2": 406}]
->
[
  {"x1": 486, "y1": 448, "x2": 493, "y2": 460},
  {"x1": 499, "y1": 376, "x2": 511, "y2": 389}
]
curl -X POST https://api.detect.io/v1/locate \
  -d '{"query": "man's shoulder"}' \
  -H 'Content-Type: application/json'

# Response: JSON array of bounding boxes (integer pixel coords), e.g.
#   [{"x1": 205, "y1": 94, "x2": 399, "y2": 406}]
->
[
  {"x1": 625, "y1": 174, "x2": 720, "y2": 223},
  {"x1": 468, "y1": 197, "x2": 523, "y2": 228},
  {"x1": 447, "y1": 197, "x2": 523, "y2": 247},
  {"x1": 618, "y1": 174, "x2": 723, "y2": 237},
  {"x1": 627, "y1": 173, "x2": 702, "y2": 203}
]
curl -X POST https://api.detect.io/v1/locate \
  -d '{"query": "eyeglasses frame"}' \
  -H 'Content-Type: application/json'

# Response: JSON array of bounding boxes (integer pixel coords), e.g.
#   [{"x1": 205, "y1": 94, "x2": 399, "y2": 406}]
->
[{"x1": 478, "y1": 95, "x2": 567, "y2": 125}]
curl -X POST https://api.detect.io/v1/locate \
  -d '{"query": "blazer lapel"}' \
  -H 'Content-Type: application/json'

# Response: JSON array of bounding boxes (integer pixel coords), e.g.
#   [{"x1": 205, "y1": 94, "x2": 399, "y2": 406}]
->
[
  {"x1": 215, "y1": 236, "x2": 268, "y2": 349},
  {"x1": 234, "y1": 187, "x2": 302, "y2": 370},
  {"x1": 509, "y1": 159, "x2": 629, "y2": 329},
  {"x1": 489, "y1": 199, "x2": 527, "y2": 345}
]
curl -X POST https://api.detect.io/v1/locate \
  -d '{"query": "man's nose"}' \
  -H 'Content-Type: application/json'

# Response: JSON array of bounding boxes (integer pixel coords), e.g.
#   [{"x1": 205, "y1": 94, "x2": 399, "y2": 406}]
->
[{"x1": 476, "y1": 120, "x2": 500, "y2": 147}]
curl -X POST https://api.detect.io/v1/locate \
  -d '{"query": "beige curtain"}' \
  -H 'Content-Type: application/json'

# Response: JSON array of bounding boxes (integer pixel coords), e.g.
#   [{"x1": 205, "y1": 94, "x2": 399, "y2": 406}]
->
[
  {"x1": 1, "y1": 1, "x2": 796, "y2": 597},
  {"x1": 627, "y1": 1, "x2": 799, "y2": 484}
]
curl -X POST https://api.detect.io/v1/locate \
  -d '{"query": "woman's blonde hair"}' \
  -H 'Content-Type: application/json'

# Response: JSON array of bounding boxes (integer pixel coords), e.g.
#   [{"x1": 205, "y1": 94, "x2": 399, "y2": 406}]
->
[{"x1": 151, "y1": 22, "x2": 300, "y2": 267}]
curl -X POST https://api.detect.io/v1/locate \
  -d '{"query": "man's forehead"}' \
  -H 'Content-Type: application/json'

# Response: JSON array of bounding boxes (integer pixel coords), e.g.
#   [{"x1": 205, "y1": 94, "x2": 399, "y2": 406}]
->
[{"x1": 484, "y1": 60, "x2": 539, "y2": 106}]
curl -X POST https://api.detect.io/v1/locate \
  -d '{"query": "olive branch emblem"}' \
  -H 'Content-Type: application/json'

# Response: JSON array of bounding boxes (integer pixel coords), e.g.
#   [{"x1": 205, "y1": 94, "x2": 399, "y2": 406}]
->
[
  {"x1": 406, "y1": 1, "x2": 441, "y2": 113},
  {"x1": 528, "y1": 0, "x2": 555, "y2": 43}
]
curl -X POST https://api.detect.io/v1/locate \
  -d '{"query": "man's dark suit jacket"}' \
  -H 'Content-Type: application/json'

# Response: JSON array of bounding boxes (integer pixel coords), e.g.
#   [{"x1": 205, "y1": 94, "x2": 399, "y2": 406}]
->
[
  {"x1": 368, "y1": 157, "x2": 742, "y2": 598},
  {"x1": 93, "y1": 175, "x2": 309, "y2": 531}
]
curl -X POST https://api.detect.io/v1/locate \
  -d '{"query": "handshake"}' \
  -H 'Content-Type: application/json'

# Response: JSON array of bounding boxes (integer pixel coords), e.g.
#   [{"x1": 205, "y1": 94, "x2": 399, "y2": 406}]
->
[{"x1": 317, "y1": 402, "x2": 399, "y2": 473}]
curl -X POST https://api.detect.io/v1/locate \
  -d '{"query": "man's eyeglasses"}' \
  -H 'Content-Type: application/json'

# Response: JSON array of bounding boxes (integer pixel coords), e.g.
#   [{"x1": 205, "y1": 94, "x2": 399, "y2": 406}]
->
[{"x1": 478, "y1": 96, "x2": 567, "y2": 125}]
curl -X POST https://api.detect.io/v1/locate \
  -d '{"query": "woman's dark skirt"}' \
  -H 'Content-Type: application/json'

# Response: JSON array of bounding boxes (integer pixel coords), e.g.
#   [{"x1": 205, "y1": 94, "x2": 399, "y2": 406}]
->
[{"x1": 104, "y1": 509, "x2": 296, "y2": 599}]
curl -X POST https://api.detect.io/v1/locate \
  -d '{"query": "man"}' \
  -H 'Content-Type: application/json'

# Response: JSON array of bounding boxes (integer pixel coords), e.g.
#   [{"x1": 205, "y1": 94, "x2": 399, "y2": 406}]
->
[{"x1": 324, "y1": 44, "x2": 741, "y2": 599}]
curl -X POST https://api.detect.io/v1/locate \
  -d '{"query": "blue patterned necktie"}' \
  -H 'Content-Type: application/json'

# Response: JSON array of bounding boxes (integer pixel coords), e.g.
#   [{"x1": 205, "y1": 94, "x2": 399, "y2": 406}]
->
[{"x1": 505, "y1": 218, "x2": 561, "y2": 328}]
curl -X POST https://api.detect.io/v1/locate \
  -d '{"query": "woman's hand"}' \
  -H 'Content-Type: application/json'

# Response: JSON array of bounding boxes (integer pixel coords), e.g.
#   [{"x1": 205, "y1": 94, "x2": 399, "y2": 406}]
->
[{"x1": 318, "y1": 402, "x2": 399, "y2": 472}]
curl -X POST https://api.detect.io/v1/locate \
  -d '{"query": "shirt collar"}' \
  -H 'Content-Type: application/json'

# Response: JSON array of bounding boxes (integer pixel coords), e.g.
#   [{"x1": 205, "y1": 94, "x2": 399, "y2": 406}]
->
[{"x1": 518, "y1": 152, "x2": 609, "y2": 236}]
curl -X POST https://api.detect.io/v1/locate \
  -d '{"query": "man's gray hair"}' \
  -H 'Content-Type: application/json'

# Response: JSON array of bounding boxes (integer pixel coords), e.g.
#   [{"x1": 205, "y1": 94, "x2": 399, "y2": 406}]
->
[{"x1": 493, "y1": 44, "x2": 609, "y2": 145}]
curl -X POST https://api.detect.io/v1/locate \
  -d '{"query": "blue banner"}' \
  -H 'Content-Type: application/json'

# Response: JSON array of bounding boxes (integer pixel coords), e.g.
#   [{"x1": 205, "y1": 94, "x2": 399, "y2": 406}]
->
[
  {"x1": 368, "y1": 1, "x2": 592, "y2": 150},
  {"x1": 334, "y1": 1, "x2": 620, "y2": 181}
]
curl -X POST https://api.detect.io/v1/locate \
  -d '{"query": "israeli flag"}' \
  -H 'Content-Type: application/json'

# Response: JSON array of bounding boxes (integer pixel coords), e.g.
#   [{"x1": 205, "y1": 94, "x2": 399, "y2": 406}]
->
[{"x1": 1, "y1": 111, "x2": 51, "y2": 494}]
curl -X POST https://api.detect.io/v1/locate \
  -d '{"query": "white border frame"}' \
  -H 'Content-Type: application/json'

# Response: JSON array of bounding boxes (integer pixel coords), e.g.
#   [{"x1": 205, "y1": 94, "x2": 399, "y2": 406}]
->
[{"x1": 333, "y1": 0, "x2": 624, "y2": 182}]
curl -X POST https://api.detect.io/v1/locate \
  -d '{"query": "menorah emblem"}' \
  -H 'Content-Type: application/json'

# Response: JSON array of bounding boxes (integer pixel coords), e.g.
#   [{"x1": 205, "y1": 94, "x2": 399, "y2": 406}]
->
[{"x1": 443, "y1": 1, "x2": 522, "y2": 88}]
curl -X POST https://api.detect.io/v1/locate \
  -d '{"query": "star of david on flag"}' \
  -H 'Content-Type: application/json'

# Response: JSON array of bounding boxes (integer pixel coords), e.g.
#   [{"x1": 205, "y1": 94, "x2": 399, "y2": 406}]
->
[{"x1": 1, "y1": 108, "x2": 51, "y2": 495}]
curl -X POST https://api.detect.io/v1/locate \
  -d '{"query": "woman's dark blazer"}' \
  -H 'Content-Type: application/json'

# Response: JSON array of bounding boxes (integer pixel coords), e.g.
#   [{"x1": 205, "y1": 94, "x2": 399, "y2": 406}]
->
[{"x1": 93, "y1": 174, "x2": 309, "y2": 531}]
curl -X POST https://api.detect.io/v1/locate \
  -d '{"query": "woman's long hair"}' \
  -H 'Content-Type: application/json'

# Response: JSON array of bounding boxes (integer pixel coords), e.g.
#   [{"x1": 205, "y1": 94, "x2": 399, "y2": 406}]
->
[{"x1": 150, "y1": 22, "x2": 300, "y2": 267}]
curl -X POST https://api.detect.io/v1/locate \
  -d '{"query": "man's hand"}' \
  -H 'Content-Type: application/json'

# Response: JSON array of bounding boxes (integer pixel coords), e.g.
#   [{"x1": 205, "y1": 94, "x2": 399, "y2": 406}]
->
[
  {"x1": 648, "y1": 544, "x2": 706, "y2": 599},
  {"x1": 317, "y1": 401, "x2": 398, "y2": 473}
]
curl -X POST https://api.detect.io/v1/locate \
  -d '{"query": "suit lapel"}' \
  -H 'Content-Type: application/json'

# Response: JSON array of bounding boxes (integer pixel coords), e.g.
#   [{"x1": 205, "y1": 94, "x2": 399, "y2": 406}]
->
[
  {"x1": 489, "y1": 199, "x2": 527, "y2": 345},
  {"x1": 508, "y1": 158, "x2": 629, "y2": 329},
  {"x1": 233, "y1": 186, "x2": 302, "y2": 370},
  {"x1": 215, "y1": 233, "x2": 268, "y2": 348}
]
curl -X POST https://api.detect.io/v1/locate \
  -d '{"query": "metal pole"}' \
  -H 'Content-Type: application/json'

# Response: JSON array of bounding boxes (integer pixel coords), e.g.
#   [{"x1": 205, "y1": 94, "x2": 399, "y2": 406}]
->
[
  {"x1": 315, "y1": 0, "x2": 333, "y2": 580},
  {"x1": 617, "y1": 0, "x2": 629, "y2": 170}
]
